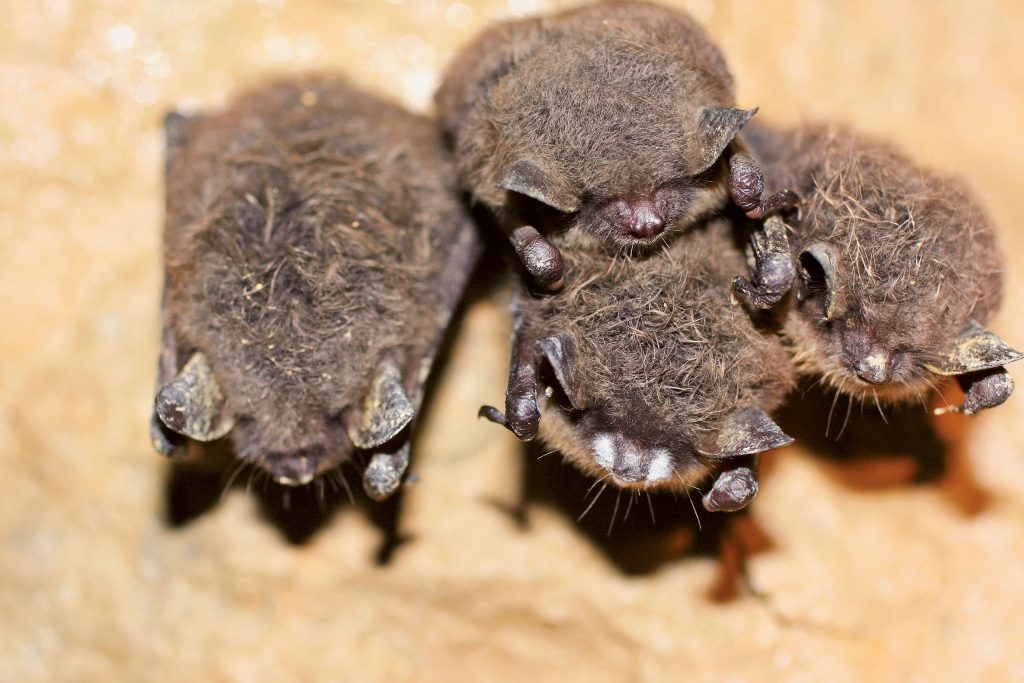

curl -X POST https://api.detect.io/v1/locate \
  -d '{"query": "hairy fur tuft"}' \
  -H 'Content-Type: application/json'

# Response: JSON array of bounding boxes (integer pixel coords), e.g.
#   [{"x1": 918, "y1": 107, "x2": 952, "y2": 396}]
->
[
  {"x1": 163, "y1": 74, "x2": 475, "y2": 472},
  {"x1": 436, "y1": 1, "x2": 741, "y2": 250},
  {"x1": 521, "y1": 219, "x2": 795, "y2": 489},
  {"x1": 746, "y1": 121, "x2": 1003, "y2": 399}
]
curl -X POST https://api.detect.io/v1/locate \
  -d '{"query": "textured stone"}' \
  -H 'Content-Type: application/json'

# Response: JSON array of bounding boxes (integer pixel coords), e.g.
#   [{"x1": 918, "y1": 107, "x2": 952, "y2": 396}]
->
[{"x1": 1, "y1": 2, "x2": 1023, "y2": 682}]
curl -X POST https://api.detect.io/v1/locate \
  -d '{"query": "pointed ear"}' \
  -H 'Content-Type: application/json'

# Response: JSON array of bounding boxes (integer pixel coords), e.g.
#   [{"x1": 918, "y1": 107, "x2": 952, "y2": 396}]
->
[
  {"x1": 536, "y1": 334, "x2": 585, "y2": 409},
  {"x1": 163, "y1": 110, "x2": 197, "y2": 173},
  {"x1": 689, "y1": 106, "x2": 757, "y2": 175},
  {"x1": 706, "y1": 407, "x2": 791, "y2": 459},
  {"x1": 498, "y1": 159, "x2": 581, "y2": 213},
  {"x1": 154, "y1": 352, "x2": 235, "y2": 441},
  {"x1": 926, "y1": 321, "x2": 1024, "y2": 376},
  {"x1": 350, "y1": 360, "x2": 415, "y2": 449},
  {"x1": 150, "y1": 414, "x2": 186, "y2": 456},
  {"x1": 151, "y1": 287, "x2": 188, "y2": 456},
  {"x1": 797, "y1": 243, "x2": 837, "y2": 321}
]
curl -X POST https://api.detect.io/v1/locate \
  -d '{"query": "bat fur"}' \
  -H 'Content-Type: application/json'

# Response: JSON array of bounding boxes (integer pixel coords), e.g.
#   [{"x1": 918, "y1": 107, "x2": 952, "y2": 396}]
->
[
  {"x1": 436, "y1": 0, "x2": 790, "y2": 289},
  {"x1": 742, "y1": 120, "x2": 1020, "y2": 411},
  {"x1": 152, "y1": 74, "x2": 480, "y2": 496},
  {"x1": 483, "y1": 219, "x2": 796, "y2": 510}
]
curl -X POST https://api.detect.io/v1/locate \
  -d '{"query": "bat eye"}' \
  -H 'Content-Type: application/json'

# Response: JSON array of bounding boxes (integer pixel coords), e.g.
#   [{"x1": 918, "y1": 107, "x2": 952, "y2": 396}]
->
[{"x1": 797, "y1": 243, "x2": 835, "y2": 320}]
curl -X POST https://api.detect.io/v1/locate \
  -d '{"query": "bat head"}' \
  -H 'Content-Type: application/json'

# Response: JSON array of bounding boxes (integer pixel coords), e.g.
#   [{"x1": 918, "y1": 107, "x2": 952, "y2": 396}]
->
[
  {"x1": 524, "y1": 225, "x2": 795, "y2": 493},
  {"x1": 533, "y1": 334, "x2": 792, "y2": 492},
  {"x1": 151, "y1": 340, "x2": 417, "y2": 487},
  {"x1": 786, "y1": 133, "x2": 1013, "y2": 402},
  {"x1": 450, "y1": 2, "x2": 752, "y2": 251},
  {"x1": 152, "y1": 79, "x2": 456, "y2": 488}
]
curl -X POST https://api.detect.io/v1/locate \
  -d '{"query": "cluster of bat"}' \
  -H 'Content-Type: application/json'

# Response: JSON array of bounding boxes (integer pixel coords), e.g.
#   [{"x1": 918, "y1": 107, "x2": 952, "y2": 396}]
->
[{"x1": 150, "y1": 1, "x2": 1021, "y2": 515}]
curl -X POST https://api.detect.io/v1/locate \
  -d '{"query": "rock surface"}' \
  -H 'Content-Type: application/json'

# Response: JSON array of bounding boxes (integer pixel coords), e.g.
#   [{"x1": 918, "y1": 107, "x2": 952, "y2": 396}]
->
[{"x1": 1, "y1": 1, "x2": 1023, "y2": 681}]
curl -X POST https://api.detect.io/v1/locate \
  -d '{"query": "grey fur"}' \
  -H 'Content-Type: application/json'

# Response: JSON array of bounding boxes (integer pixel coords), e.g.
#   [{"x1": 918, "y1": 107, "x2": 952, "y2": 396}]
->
[
  {"x1": 745, "y1": 121, "x2": 1012, "y2": 405},
  {"x1": 436, "y1": 1, "x2": 764, "y2": 283},
  {"x1": 488, "y1": 220, "x2": 795, "y2": 496},
  {"x1": 154, "y1": 74, "x2": 480, "y2": 490}
]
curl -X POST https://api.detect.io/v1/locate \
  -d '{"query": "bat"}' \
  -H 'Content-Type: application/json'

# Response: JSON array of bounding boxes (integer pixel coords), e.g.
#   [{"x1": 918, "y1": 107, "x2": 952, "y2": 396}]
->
[
  {"x1": 435, "y1": 0, "x2": 795, "y2": 291},
  {"x1": 150, "y1": 74, "x2": 481, "y2": 500},
  {"x1": 735, "y1": 121, "x2": 1022, "y2": 414},
  {"x1": 480, "y1": 219, "x2": 796, "y2": 512}
]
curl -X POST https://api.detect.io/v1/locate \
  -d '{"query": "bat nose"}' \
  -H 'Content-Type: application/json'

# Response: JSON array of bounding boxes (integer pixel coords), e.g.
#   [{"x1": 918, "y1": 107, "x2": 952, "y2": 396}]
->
[
  {"x1": 854, "y1": 349, "x2": 895, "y2": 384},
  {"x1": 267, "y1": 454, "x2": 317, "y2": 486},
  {"x1": 628, "y1": 203, "x2": 666, "y2": 238},
  {"x1": 612, "y1": 459, "x2": 646, "y2": 483},
  {"x1": 591, "y1": 433, "x2": 672, "y2": 485},
  {"x1": 611, "y1": 196, "x2": 667, "y2": 239}
]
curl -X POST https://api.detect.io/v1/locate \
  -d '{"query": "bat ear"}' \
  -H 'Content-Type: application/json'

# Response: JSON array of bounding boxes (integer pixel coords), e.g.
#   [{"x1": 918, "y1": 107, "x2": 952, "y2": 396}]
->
[
  {"x1": 150, "y1": 414, "x2": 186, "y2": 456},
  {"x1": 926, "y1": 321, "x2": 1024, "y2": 376},
  {"x1": 689, "y1": 106, "x2": 758, "y2": 175},
  {"x1": 498, "y1": 158, "x2": 581, "y2": 213},
  {"x1": 154, "y1": 352, "x2": 235, "y2": 441},
  {"x1": 796, "y1": 242, "x2": 837, "y2": 321},
  {"x1": 705, "y1": 407, "x2": 792, "y2": 460},
  {"x1": 536, "y1": 334, "x2": 585, "y2": 410},
  {"x1": 163, "y1": 110, "x2": 198, "y2": 172},
  {"x1": 349, "y1": 360, "x2": 415, "y2": 450},
  {"x1": 151, "y1": 288, "x2": 187, "y2": 456}
]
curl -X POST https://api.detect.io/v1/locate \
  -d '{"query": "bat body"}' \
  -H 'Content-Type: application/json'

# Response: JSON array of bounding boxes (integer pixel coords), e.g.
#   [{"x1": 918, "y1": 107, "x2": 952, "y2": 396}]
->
[
  {"x1": 481, "y1": 220, "x2": 796, "y2": 512},
  {"x1": 436, "y1": 0, "x2": 794, "y2": 290},
  {"x1": 740, "y1": 121, "x2": 1021, "y2": 413},
  {"x1": 151, "y1": 75, "x2": 481, "y2": 499}
]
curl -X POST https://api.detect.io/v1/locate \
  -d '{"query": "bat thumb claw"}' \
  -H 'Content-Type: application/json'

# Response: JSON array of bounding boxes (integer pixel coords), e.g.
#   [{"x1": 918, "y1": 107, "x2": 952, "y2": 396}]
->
[{"x1": 478, "y1": 405, "x2": 507, "y2": 425}]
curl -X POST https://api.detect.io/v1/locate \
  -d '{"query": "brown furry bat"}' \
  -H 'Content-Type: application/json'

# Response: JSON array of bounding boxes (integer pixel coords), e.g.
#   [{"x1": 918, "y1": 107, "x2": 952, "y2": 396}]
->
[
  {"x1": 480, "y1": 220, "x2": 796, "y2": 512},
  {"x1": 736, "y1": 121, "x2": 1021, "y2": 414},
  {"x1": 435, "y1": 0, "x2": 795, "y2": 290},
  {"x1": 150, "y1": 75, "x2": 481, "y2": 500}
]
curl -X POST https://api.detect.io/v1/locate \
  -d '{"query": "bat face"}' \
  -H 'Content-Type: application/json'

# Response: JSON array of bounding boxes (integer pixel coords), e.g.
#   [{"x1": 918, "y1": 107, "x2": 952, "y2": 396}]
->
[
  {"x1": 786, "y1": 287, "x2": 951, "y2": 404},
  {"x1": 787, "y1": 132, "x2": 1003, "y2": 404},
  {"x1": 520, "y1": 221, "x2": 795, "y2": 494},
  {"x1": 509, "y1": 168, "x2": 731, "y2": 253},
  {"x1": 152, "y1": 76, "x2": 479, "y2": 497},
  {"x1": 438, "y1": 1, "x2": 751, "y2": 252},
  {"x1": 537, "y1": 393, "x2": 713, "y2": 491},
  {"x1": 571, "y1": 172, "x2": 732, "y2": 251},
  {"x1": 226, "y1": 407, "x2": 355, "y2": 486},
  {"x1": 743, "y1": 121, "x2": 1019, "y2": 409}
]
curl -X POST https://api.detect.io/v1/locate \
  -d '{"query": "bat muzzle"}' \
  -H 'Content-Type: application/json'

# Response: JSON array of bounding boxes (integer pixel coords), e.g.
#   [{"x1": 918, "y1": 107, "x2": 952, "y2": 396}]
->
[
  {"x1": 265, "y1": 453, "x2": 321, "y2": 486},
  {"x1": 590, "y1": 432, "x2": 674, "y2": 487}
]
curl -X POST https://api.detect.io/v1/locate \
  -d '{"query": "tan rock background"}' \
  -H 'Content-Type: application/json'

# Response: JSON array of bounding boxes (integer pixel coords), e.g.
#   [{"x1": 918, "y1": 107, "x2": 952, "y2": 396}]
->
[{"x1": 2, "y1": 1, "x2": 1023, "y2": 681}]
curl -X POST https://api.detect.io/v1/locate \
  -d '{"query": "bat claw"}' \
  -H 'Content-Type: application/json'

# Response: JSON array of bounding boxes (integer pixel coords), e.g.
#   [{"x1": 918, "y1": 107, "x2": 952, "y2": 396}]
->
[
  {"x1": 732, "y1": 275, "x2": 788, "y2": 310},
  {"x1": 363, "y1": 445, "x2": 410, "y2": 501},
  {"x1": 703, "y1": 459, "x2": 759, "y2": 513},
  {"x1": 733, "y1": 215, "x2": 795, "y2": 310},
  {"x1": 729, "y1": 152, "x2": 800, "y2": 219},
  {"x1": 510, "y1": 225, "x2": 565, "y2": 290},
  {"x1": 958, "y1": 367, "x2": 1014, "y2": 415},
  {"x1": 478, "y1": 405, "x2": 507, "y2": 425},
  {"x1": 744, "y1": 189, "x2": 800, "y2": 220},
  {"x1": 479, "y1": 402, "x2": 538, "y2": 441}
]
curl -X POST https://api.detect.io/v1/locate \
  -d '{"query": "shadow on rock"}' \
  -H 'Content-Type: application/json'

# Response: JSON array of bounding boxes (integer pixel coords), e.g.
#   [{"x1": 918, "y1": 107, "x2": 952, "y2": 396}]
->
[
  {"x1": 161, "y1": 439, "x2": 405, "y2": 562},
  {"x1": 510, "y1": 440, "x2": 773, "y2": 600},
  {"x1": 156, "y1": 239, "x2": 507, "y2": 559},
  {"x1": 776, "y1": 380, "x2": 991, "y2": 516}
]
